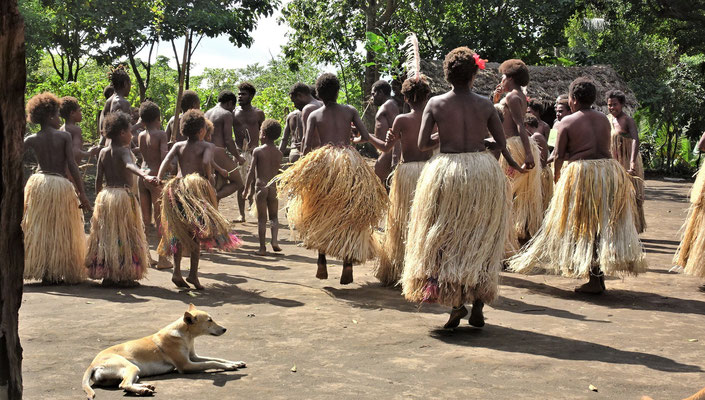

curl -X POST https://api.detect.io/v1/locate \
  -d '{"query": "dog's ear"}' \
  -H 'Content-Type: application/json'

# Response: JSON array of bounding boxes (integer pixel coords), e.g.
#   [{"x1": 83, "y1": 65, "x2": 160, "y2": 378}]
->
[
  {"x1": 184, "y1": 311, "x2": 196, "y2": 325},
  {"x1": 188, "y1": 303, "x2": 196, "y2": 312}
]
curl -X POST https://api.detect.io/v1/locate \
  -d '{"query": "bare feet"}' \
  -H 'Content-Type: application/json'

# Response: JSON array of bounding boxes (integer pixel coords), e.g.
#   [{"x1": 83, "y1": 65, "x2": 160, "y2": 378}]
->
[
  {"x1": 255, "y1": 249, "x2": 267, "y2": 256},
  {"x1": 186, "y1": 276, "x2": 205, "y2": 290},
  {"x1": 574, "y1": 278, "x2": 604, "y2": 294},
  {"x1": 149, "y1": 255, "x2": 158, "y2": 266},
  {"x1": 271, "y1": 243, "x2": 282, "y2": 252},
  {"x1": 233, "y1": 216, "x2": 246, "y2": 223},
  {"x1": 340, "y1": 264, "x2": 354, "y2": 285},
  {"x1": 443, "y1": 306, "x2": 468, "y2": 329},
  {"x1": 468, "y1": 300, "x2": 485, "y2": 327},
  {"x1": 172, "y1": 275, "x2": 190, "y2": 289}
]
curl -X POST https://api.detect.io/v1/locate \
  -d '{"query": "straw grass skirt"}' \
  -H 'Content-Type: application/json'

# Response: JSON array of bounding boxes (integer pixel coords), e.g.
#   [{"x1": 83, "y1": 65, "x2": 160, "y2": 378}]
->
[
  {"x1": 158, "y1": 174, "x2": 242, "y2": 256},
  {"x1": 275, "y1": 145, "x2": 388, "y2": 263},
  {"x1": 509, "y1": 159, "x2": 647, "y2": 278},
  {"x1": 401, "y1": 152, "x2": 509, "y2": 306},
  {"x1": 374, "y1": 161, "x2": 425, "y2": 286},
  {"x1": 611, "y1": 133, "x2": 646, "y2": 233},
  {"x1": 86, "y1": 188, "x2": 149, "y2": 281},
  {"x1": 500, "y1": 136, "x2": 543, "y2": 241},
  {"x1": 23, "y1": 173, "x2": 87, "y2": 283},
  {"x1": 541, "y1": 165, "x2": 555, "y2": 212},
  {"x1": 673, "y1": 167, "x2": 705, "y2": 277}
]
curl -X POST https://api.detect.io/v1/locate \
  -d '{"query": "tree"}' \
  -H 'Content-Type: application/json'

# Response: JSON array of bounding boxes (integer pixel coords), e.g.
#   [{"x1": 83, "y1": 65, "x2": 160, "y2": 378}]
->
[{"x1": 0, "y1": 0, "x2": 26, "y2": 398}]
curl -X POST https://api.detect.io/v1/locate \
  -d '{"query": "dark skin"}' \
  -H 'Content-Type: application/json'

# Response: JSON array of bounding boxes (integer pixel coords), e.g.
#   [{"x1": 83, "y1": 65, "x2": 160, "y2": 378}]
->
[
  {"x1": 493, "y1": 75, "x2": 535, "y2": 169},
  {"x1": 372, "y1": 88, "x2": 400, "y2": 184},
  {"x1": 243, "y1": 132, "x2": 283, "y2": 255},
  {"x1": 303, "y1": 94, "x2": 388, "y2": 285},
  {"x1": 233, "y1": 90, "x2": 265, "y2": 220},
  {"x1": 554, "y1": 95, "x2": 612, "y2": 294},
  {"x1": 61, "y1": 107, "x2": 100, "y2": 166},
  {"x1": 137, "y1": 118, "x2": 169, "y2": 228},
  {"x1": 526, "y1": 124, "x2": 549, "y2": 168},
  {"x1": 292, "y1": 93, "x2": 323, "y2": 139},
  {"x1": 379, "y1": 95, "x2": 435, "y2": 163},
  {"x1": 278, "y1": 110, "x2": 301, "y2": 159},
  {"x1": 157, "y1": 127, "x2": 214, "y2": 290},
  {"x1": 100, "y1": 82, "x2": 132, "y2": 146},
  {"x1": 607, "y1": 97, "x2": 639, "y2": 174},
  {"x1": 697, "y1": 131, "x2": 705, "y2": 153},
  {"x1": 419, "y1": 75, "x2": 524, "y2": 329},
  {"x1": 547, "y1": 102, "x2": 573, "y2": 164},
  {"x1": 96, "y1": 129, "x2": 158, "y2": 193},
  {"x1": 527, "y1": 106, "x2": 551, "y2": 138},
  {"x1": 204, "y1": 101, "x2": 246, "y2": 202},
  {"x1": 166, "y1": 100, "x2": 201, "y2": 143}
]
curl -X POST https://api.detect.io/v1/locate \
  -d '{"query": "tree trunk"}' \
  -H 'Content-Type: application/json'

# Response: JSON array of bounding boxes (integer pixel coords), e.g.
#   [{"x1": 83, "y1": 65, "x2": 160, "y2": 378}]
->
[
  {"x1": 0, "y1": 1, "x2": 26, "y2": 399},
  {"x1": 185, "y1": 31, "x2": 192, "y2": 90},
  {"x1": 171, "y1": 31, "x2": 190, "y2": 142},
  {"x1": 363, "y1": 0, "x2": 378, "y2": 130},
  {"x1": 128, "y1": 51, "x2": 147, "y2": 103}
]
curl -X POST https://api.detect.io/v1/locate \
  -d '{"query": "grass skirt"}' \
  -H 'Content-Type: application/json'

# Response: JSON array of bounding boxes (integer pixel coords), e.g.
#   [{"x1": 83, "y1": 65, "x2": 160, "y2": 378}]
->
[
  {"x1": 612, "y1": 133, "x2": 646, "y2": 233},
  {"x1": 23, "y1": 173, "x2": 87, "y2": 283},
  {"x1": 86, "y1": 188, "x2": 149, "y2": 281},
  {"x1": 275, "y1": 145, "x2": 388, "y2": 263},
  {"x1": 541, "y1": 165, "x2": 555, "y2": 212},
  {"x1": 401, "y1": 152, "x2": 508, "y2": 306},
  {"x1": 500, "y1": 136, "x2": 543, "y2": 241},
  {"x1": 509, "y1": 159, "x2": 647, "y2": 278},
  {"x1": 158, "y1": 174, "x2": 242, "y2": 256},
  {"x1": 374, "y1": 161, "x2": 425, "y2": 286},
  {"x1": 673, "y1": 167, "x2": 705, "y2": 277}
]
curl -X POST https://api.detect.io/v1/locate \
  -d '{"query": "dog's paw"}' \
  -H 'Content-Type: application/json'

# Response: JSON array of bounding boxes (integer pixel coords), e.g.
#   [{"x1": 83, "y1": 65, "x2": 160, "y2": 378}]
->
[{"x1": 225, "y1": 361, "x2": 246, "y2": 370}]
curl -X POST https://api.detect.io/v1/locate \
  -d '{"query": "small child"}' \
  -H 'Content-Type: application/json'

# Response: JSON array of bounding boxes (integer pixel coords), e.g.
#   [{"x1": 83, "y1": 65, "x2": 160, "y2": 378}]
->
[
  {"x1": 59, "y1": 96, "x2": 99, "y2": 168},
  {"x1": 243, "y1": 119, "x2": 283, "y2": 255},
  {"x1": 87, "y1": 112, "x2": 159, "y2": 286},
  {"x1": 157, "y1": 109, "x2": 241, "y2": 290}
]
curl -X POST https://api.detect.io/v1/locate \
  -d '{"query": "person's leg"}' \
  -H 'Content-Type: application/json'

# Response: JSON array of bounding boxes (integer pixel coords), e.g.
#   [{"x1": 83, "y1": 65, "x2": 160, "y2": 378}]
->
[
  {"x1": 255, "y1": 187, "x2": 268, "y2": 255},
  {"x1": 340, "y1": 258, "x2": 354, "y2": 285},
  {"x1": 444, "y1": 304, "x2": 468, "y2": 329},
  {"x1": 172, "y1": 245, "x2": 189, "y2": 288},
  {"x1": 267, "y1": 186, "x2": 281, "y2": 252},
  {"x1": 575, "y1": 265, "x2": 605, "y2": 294},
  {"x1": 469, "y1": 299, "x2": 485, "y2": 327},
  {"x1": 151, "y1": 184, "x2": 172, "y2": 269},
  {"x1": 316, "y1": 252, "x2": 327, "y2": 279},
  {"x1": 186, "y1": 250, "x2": 204, "y2": 290},
  {"x1": 138, "y1": 178, "x2": 152, "y2": 228}
]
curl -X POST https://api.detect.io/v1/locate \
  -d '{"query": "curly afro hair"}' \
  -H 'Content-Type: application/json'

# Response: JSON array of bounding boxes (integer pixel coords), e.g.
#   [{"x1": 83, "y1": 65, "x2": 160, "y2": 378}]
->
[
  {"x1": 205, "y1": 119, "x2": 214, "y2": 139},
  {"x1": 104, "y1": 111, "x2": 131, "y2": 140},
  {"x1": 104, "y1": 85, "x2": 115, "y2": 99},
  {"x1": 569, "y1": 77, "x2": 597, "y2": 106},
  {"x1": 372, "y1": 80, "x2": 392, "y2": 96},
  {"x1": 315, "y1": 73, "x2": 340, "y2": 103},
  {"x1": 527, "y1": 98, "x2": 543, "y2": 114},
  {"x1": 139, "y1": 100, "x2": 160, "y2": 124},
  {"x1": 443, "y1": 47, "x2": 479, "y2": 85},
  {"x1": 524, "y1": 113, "x2": 539, "y2": 128},
  {"x1": 59, "y1": 96, "x2": 80, "y2": 120},
  {"x1": 309, "y1": 84, "x2": 319, "y2": 100},
  {"x1": 606, "y1": 89, "x2": 626, "y2": 105},
  {"x1": 401, "y1": 78, "x2": 431, "y2": 105},
  {"x1": 217, "y1": 90, "x2": 237, "y2": 104},
  {"x1": 180, "y1": 109, "x2": 206, "y2": 139},
  {"x1": 261, "y1": 118, "x2": 282, "y2": 140},
  {"x1": 180, "y1": 90, "x2": 200, "y2": 111},
  {"x1": 110, "y1": 66, "x2": 130, "y2": 90},
  {"x1": 499, "y1": 59, "x2": 529, "y2": 87},
  {"x1": 289, "y1": 82, "x2": 311, "y2": 97},
  {"x1": 26, "y1": 92, "x2": 60, "y2": 124},
  {"x1": 238, "y1": 81, "x2": 257, "y2": 96}
]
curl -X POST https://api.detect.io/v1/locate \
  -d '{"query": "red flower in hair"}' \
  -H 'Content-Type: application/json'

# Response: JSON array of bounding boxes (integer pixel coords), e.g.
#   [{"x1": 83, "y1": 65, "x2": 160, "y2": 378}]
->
[{"x1": 473, "y1": 53, "x2": 487, "y2": 70}]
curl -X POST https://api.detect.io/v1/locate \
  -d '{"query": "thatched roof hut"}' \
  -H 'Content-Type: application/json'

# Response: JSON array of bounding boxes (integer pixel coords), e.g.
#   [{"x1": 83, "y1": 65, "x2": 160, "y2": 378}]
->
[{"x1": 419, "y1": 60, "x2": 637, "y2": 114}]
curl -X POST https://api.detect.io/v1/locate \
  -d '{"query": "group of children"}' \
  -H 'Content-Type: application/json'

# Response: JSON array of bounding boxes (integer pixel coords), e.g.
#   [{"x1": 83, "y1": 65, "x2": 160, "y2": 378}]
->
[{"x1": 21, "y1": 43, "x2": 704, "y2": 329}]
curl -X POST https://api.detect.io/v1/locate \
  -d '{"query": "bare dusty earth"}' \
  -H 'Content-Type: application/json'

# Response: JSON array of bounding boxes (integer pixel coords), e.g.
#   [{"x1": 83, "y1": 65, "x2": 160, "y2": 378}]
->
[{"x1": 19, "y1": 178, "x2": 705, "y2": 400}]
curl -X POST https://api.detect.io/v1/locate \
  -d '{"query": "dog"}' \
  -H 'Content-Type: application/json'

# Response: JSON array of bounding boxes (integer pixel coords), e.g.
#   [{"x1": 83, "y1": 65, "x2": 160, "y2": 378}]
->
[{"x1": 82, "y1": 304, "x2": 245, "y2": 399}]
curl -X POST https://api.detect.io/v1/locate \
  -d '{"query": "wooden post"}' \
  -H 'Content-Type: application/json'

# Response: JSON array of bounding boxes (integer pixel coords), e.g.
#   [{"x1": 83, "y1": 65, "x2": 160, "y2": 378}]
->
[
  {"x1": 0, "y1": 1, "x2": 26, "y2": 399},
  {"x1": 171, "y1": 31, "x2": 191, "y2": 142}
]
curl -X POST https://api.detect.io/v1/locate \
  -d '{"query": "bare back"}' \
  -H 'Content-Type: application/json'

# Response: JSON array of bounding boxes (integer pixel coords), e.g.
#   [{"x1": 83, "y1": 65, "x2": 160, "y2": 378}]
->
[
  {"x1": 252, "y1": 144, "x2": 283, "y2": 187},
  {"x1": 138, "y1": 128, "x2": 168, "y2": 173},
  {"x1": 306, "y1": 103, "x2": 359, "y2": 149},
  {"x1": 500, "y1": 91, "x2": 527, "y2": 138},
  {"x1": 173, "y1": 140, "x2": 213, "y2": 178},
  {"x1": 24, "y1": 129, "x2": 74, "y2": 175},
  {"x1": 233, "y1": 107, "x2": 265, "y2": 149},
  {"x1": 556, "y1": 109, "x2": 612, "y2": 162},
  {"x1": 300, "y1": 99, "x2": 323, "y2": 133},
  {"x1": 204, "y1": 105, "x2": 234, "y2": 148},
  {"x1": 392, "y1": 110, "x2": 433, "y2": 163},
  {"x1": 98, "y1": 146, "x2": 136, "y2": 188},
  {"x1": 374, "y1": 99, "x2": 400, "y2": 141},
  {"x1": 61, "y1": 123, "x2": 84, "y2": 165}
]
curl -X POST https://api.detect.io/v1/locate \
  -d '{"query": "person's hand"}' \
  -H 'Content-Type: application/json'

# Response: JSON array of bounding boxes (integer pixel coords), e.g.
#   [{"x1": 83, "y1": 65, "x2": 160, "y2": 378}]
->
[
  {"x1": 628, "y1": 162, "x2": 637, "y2": 176},
  {"x1": 88, "y1": 145, "x2": 101, "y2": 157},
  {"x1": 237, "y1": 156, "x2": 246, "y2": 165},
  {"x1": 79, "y1": 195, "x2": 93, "y2": 213},
  {"x1": 242, "y1": 188, "x2": 250, "y2": 200},
  {"x1": 385, "y1": 129, "x2": 397, "y2": 143},
  {"x1": 493, "y1": 82, "x2": 503, "y2": 98},
  {"x1": 146, "y1": 175, "x2": 160, "y2": 185},
  {"x1": 523, "y1": 152, "x2": 536, "y2": 170}
]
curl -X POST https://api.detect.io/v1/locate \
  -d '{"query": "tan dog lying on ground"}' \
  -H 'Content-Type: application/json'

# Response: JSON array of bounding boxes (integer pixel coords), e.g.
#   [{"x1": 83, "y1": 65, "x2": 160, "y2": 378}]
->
[
  {"x1": 82, "y1": 304, "x2": 245, "y2": 399},
  {"x1": 642, "y1": 386, "x2": 705, "y2": 400}
]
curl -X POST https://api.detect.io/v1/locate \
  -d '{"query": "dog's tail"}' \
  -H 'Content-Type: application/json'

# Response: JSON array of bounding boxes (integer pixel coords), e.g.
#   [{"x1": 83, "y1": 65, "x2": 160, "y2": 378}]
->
[{"x1": 82, "y1": 365, "x2": 96, "y2": 399}]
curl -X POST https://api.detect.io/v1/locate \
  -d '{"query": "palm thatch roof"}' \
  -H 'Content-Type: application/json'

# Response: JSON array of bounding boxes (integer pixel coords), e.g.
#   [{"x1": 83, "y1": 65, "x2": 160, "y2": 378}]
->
[{"x1": 420, "y1": 60, "x2": 637, "y2": 113}]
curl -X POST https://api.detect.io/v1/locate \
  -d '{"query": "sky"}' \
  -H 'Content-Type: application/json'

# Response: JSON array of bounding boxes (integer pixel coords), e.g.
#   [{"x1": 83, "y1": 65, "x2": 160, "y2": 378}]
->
[{"x1": 136, "y1": 6, "x2": 290, "y2": 76}]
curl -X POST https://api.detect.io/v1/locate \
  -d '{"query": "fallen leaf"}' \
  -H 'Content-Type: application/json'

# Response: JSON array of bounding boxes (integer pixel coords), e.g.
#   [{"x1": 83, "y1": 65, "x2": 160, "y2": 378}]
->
[
  {"x1": 187, "y1": 291, "x2": 198, "y2": 298},
  {"x1": 116, "y1": 291, "x2": 124, "y2": 296},
  {"x1": 589, "y1": 384, "x2": 598, "y2": 392},
  {"x1": 86, "y1": 301, "x2": 93, "y2": 304},
  {"x1": 291, "y1": 365, "x2": 297, "y2": 373},
  {"x1": 352, "y1": 319, "x2": 358, "y2": 324},
  {"x1": 688, "y1": 339, "x2": 699, "y2": 342}
]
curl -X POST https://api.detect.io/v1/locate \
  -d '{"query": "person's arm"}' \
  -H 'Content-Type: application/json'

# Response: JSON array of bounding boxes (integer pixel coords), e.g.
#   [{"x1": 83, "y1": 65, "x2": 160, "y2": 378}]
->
[
  {"x1": 626, "y1": 116, "x2": 640, "y2": 174},
  {"x1": 488, "y1": 108, "x2": 524, "y2": 172},
  {"x1": 69, "y1": 126, "x2": 92, "y2": 160},
  {"x1": 157, "y1": 145, "x2": 178, "y2": 181},
  {"x1": 95, "y1": 151, "x2": 104, "y2": 195},
  {"x1": 302, "y1": 114, "x2": 320, "y2": 155},
  {"x1": 279, "y1": 114, "x2": 294, "y2": 154},
  {"x1": 352, "y1": 107, "x2": 386, "y2": 150},
  {"x1": 159, "y1": 132, "x2": 169, "y2": 162},
  {"x1": 507, "y1": 95, "x2": 535, "y2": 169},
  {"x1": 377, "y1": 117, "x2": 402, "y2": 153},
  {"x1": 374, "y1": 106, "x2": 391, "y2": 143},
  {"x1": 553, "y1": 124, "x2": 569, "y2": 182},
  {"x1": 121, "y1": 149, "x2": 158, "y2": 184},
  {"x1": 64, "y1": 132, "x2": 92, "y2": 211},
  {"x1": 243, "y1": 150, "x2": 258, "y2": 200},
  {"x1": 697, "y1": 132, "x2": 705, "y2": 153},
  {"x1": 203, "y1": 145, "x2": 215, "y2": 187},
  {"x1": 417, "y1": 100, "x2": 437, "y2": 151},
  {"x1": 224, "y1": 113, "x2": 246, "y2": 164}
]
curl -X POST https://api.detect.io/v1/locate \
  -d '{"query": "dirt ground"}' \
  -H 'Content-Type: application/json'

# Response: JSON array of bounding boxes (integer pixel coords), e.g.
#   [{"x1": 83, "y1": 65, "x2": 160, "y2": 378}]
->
[{"x1": 19, "y1": 177, "x2": 705, "y2": 400}]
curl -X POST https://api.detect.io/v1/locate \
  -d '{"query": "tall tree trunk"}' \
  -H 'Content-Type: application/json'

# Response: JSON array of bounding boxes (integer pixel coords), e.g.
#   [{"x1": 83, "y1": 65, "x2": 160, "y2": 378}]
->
[
  {"x1": 128, "y1": 51, "x2": 147, "y2": 103},
  {"x1": 171, "y1": 31, "x2": 190, "y2": 142},
  {"x1": 0, "y1": 1, "x2": 26, "y2": 399},
  {"x1": 185, "y1": 31, "x2": 193, "y2": 90},
  {"x1": 363, "y1": 0, "x2": 378, "y2": 130}
]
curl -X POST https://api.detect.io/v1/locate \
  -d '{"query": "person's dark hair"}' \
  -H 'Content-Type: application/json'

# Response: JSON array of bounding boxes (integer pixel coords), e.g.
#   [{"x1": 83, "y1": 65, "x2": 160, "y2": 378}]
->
[
  {"x1": 139, "y1": 100, "x2": 160, "y2": 124},
  {"x1": 315, "y1": 73, "x2": 340, "y2": 103},
  {"x1": 110, "y1": 66, "x2": 130, "y2": 90},
  {"x1": 289, "y1": 82, "x2": 311, "y2": 97},
  {"x1": 372, "y1": 80, "x2": 392, "y2": 96},
  {"x1": 556, "y1": 94, "x2": 569, "y2": 107},
  {"x1": 26, "y1": 92, "x2": 60, "y2": 124},
  {"x1": 104, "y1": 111, "x2": 131, "y2": 140},
  {"x1": 443, "y1": 47, "x2": 479, "y2": 85},
  {"x1": 217, "y1": 90, "x2": 237, "y2": 104},
  {"x1": 59, "y1": 96, "x2": 80, "y2": 120},
  {"x1": 569, "y1": 77, "x2": 597, "y2": 106},
  {"x1": 181, "y1": 90, "x2": 200, "y2": 111},
  {"x1": 401, "y1": 78, "x2": 431, "y2": 105},
  {"x1": 238, "y1": 81, "x2": 256, "y2": 96},
  {"x1": 261, "y1": 118, "x2": 281, "y2": 140},
  {"x1": 180, "y1": 109, "x2": 206, "y2": 139},
  {"x1": 499, "y1": 59, "x2": 529, "y2": 87},
  {"x1": 606, "y1": 89, "x2": 626, "y2": 105},
  {"x1": 524, "y1": 114, "x2": 539, "y2": 128},
  {"x1": 527, "y1": 98, "x2": 543, "y2": 114},
  {"x1": 104, "y1": 85, "x2": 115, "y2": 99},
  {"x1": 309, "y1": 85, "x2": 319, "y2": 100}
]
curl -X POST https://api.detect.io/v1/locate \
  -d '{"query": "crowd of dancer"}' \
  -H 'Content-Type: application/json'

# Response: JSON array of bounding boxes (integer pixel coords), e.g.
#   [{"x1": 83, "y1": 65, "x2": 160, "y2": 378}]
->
[{"x1": 21, "y1": 41, "x2": 705, "y2": 328}]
